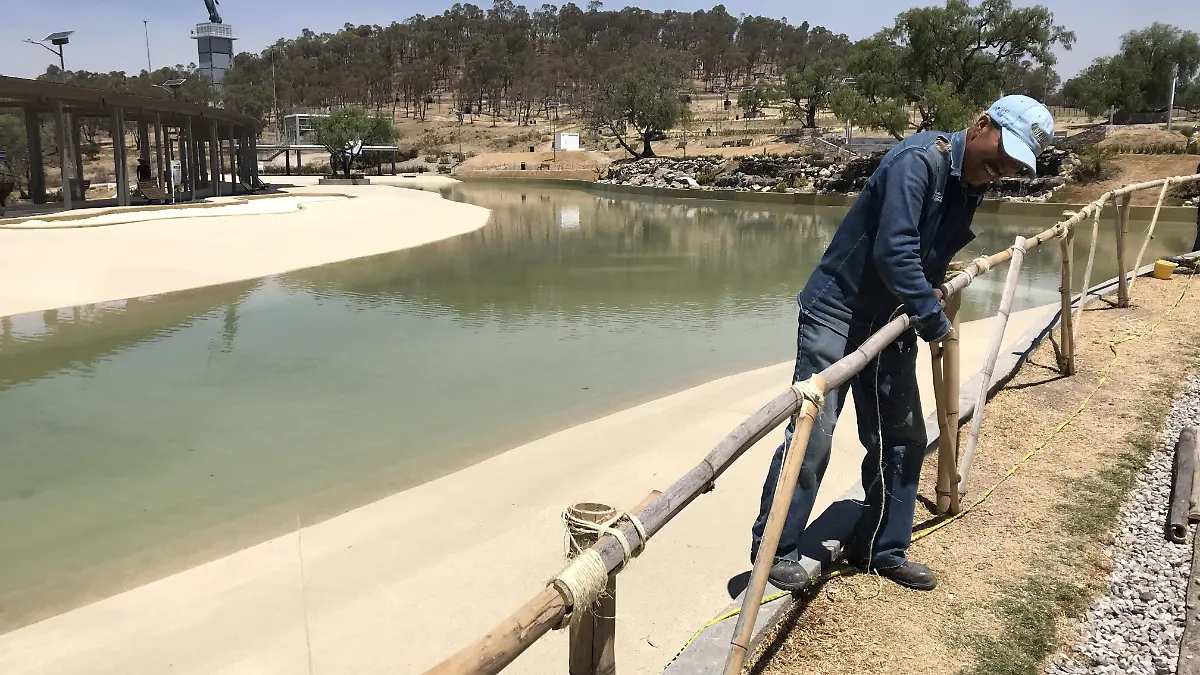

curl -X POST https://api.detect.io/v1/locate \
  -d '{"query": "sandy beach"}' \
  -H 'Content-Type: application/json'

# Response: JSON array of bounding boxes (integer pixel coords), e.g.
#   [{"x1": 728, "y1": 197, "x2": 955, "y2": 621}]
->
[
  {"x1": 0, "y1": 177, "x2": 486, "y2": 318},
  {"x1": 0, "y1": 302, "x2": 1051, "y2": 674}
]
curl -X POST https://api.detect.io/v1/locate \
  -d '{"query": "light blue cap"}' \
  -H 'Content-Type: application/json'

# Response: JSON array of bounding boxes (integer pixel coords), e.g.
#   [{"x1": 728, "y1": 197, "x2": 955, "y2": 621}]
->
[{"x1": 986, "y1": 94, "x2": 1054, "y2": 176}]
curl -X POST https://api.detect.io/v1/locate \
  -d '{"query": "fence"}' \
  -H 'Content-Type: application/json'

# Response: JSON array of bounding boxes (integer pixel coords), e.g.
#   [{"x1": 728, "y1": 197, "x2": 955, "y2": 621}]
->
[{"x1": 427, "y1": 172, "x2": 1200, "y2": 675}]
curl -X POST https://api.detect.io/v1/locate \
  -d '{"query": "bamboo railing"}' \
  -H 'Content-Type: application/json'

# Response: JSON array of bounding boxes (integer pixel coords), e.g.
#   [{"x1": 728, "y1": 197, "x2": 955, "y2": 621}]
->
[{"x1": 427, "y1": 173, "x2": 1200, "y2": 675}]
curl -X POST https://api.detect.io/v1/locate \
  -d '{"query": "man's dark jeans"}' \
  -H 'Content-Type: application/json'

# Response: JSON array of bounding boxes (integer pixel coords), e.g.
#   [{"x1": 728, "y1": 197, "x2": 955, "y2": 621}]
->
[{"x1": 751, "y1": 305, "x2": 927, "y2": 570}]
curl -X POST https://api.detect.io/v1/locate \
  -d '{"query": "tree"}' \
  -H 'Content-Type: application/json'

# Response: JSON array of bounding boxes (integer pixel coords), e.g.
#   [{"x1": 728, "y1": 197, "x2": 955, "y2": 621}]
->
[
  {"x1": 311, "y1": 107, "x2": 398, "y2": 178},
  {"x1": 1064, "y1": 23, "x2": 1200, "y2": 115},
  {"x1": 0, "y1": 113, "x2": 31, "y2": 196},
  {"x1": 582, "y1": 49, "x2": 689, "y2": 158},
  {"x1": 736, "y1": 80, "x2": 776, "y2": 118},
  {"x1": 835, "y1": 0, "x2": 1073, "y2": 139}
]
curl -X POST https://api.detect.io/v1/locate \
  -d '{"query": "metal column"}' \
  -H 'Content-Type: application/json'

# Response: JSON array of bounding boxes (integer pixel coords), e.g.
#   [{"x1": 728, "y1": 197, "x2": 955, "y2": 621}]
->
[
  {"x1": 25, "y1": 108, "x2": 45, "y2": 204},
  {"x1": 112, "y1": 108, "x2": 128, "y2": 206},
  {"x1": 210, "y1": 123, "x2": 221, "y2": 198},
  {"x1": 55, "y1": 101, "x2": 72, "y2": 210},
  {"x1": 154, "y1": 114, "x2": 165, "y2": 191},
  {"x1": 228, "y1": 125, "x2": 238, "y2": 195}
]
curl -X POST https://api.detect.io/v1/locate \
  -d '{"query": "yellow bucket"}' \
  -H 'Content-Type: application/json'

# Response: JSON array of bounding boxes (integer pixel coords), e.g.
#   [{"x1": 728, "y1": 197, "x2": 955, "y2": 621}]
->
[{"x1": 1153, "y1": 259, "x2": 1179, "y2": 280}]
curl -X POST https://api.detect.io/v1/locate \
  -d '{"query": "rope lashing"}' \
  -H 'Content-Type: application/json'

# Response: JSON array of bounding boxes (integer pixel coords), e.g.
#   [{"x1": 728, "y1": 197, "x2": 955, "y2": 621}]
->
[
  {"x1": 553, "y1": 505, "x2": 649, "y2": 627},
  {"x1": 790, "y1": 380, "x2": 825, "y2": 413},
  {"x1": 550, "y1": 549, "x2": 608, "y2": 627}
]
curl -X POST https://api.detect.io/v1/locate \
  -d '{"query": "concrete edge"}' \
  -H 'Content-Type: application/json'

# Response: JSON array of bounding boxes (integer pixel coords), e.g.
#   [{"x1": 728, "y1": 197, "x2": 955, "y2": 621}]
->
[
  {"x1": 453, "y1": 176, "x2": 1200, "y2": 222},
  {"x1": 663, "y1": 255, "x2": 1200, "y2": 674}
]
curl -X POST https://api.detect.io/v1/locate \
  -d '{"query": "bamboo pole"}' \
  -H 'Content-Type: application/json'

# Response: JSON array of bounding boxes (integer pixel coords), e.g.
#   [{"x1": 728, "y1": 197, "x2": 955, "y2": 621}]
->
[
  {"x1": 931, "y1": 337, "x2": 954, "y2": 514},
  {"x1": 1072, "y1": 207, "x2": 1103, "y2": 346},
  {"x1": 957, "y1": 237, "x2": 1028, "y2": 500},
  {"x1": 1116, "y1": 194, "x2": 1131, "y2": 307},
  {"x1": 724, "y1": 376, "x2": 825, "y2": 675},
  {"x1": 1127, "y1": 179, "x2": 1173, "y2": 298},
  {"x1": 1169, "y1": 427, "x2": 1197, "y2": 544},
  {"x1": 1059, "y1": 226, "x2": 1076, "y2": 375},
  {"x1": 944, "y1": 295, "x2": 962, "y2": 515}
]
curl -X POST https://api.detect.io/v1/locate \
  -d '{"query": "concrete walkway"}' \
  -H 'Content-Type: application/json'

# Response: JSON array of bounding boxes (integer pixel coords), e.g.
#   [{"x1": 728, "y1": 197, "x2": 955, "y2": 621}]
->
[
  {"x1": 0, "y1": 305, "x2": 1051, "y2": 674},
  {"x1": 0, "y1": 182, "x2": 487, "y2": 317}
]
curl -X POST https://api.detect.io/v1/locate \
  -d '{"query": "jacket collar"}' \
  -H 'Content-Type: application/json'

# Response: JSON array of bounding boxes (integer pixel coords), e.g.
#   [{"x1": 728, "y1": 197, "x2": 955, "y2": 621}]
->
[{"x1": 949, "y1": 130, "x2": 967, "y2": 179}]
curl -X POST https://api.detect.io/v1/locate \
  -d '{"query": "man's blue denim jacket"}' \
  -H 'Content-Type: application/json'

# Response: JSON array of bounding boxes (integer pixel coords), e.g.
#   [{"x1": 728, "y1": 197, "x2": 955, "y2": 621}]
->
[{"x1": 799, "y1": 129, "x2": 983, "y2": 342}]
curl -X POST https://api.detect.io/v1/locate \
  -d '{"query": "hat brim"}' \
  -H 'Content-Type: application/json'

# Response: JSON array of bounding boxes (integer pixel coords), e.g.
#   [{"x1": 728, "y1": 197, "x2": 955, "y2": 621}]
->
[{"x1": 1001, "y1": 127, "x2": 1038, "y2": 177}]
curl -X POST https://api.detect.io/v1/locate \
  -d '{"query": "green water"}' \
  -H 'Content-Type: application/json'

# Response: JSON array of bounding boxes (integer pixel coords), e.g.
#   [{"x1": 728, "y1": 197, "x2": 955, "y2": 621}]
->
[{"x1": 0, "y1": 182, "x2": 1193, "y2": 631}]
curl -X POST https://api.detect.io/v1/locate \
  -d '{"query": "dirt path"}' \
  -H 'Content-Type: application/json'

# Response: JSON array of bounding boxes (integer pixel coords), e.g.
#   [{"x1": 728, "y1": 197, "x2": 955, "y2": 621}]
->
[{"x1": 750, "y1": 273, "x2": 1200, "y2": 675}]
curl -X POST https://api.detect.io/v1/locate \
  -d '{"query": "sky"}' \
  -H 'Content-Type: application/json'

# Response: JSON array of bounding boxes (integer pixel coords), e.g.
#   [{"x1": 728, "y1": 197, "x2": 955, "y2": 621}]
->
[{"x1": 2, "y1": 0, "x2": 1197, "y2": 82}]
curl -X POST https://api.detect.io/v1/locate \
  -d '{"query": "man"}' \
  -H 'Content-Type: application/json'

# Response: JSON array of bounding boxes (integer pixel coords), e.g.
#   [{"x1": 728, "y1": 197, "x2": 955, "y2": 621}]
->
[
  {"x1": 137, "y1": 158, "x2": 153, "y2": 183},
  {"x1": 751, "y1": 95, "x2": 1055, "y2": 592}
]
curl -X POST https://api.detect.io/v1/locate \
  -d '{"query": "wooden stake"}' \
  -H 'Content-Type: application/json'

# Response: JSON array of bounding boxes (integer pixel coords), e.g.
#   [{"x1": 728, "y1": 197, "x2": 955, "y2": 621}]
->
[
  {"x1": 1072, "y1": 207, "x2": 1103, "y2": 346},
  {"x1": 724, "y1": 376, "x2": 825, "y2": 675},
  {"x1": 958, "y1": 237, "x2": 1027, "y2": 499},
  {"x1": 1116, "y1": 194, "x2": 1131, "y2": 308},
  {"x1": 1059, "y1": 227, "x2": 1076, "y2": 375},
  {"x1": 1127, "y1": 180, "x2": 1173, "y2": 298},
  {"x1": 944, "y1": 296, "x2": 962, "y2": 515}
]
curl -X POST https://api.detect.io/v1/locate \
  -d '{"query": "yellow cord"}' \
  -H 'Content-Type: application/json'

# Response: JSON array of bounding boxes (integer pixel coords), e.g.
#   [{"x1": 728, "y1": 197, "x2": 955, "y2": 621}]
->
[{"x1": 662, "y1": 276, "x2": 1193, "y2": 673}]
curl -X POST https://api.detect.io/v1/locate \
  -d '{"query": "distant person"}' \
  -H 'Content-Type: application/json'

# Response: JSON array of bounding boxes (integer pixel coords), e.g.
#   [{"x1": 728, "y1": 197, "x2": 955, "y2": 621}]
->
[
  {"x1": 136, "y1": 158, "x2": 152, "y2": 182},
  {"x1": 751, "y1": 95, "x2": 1055, "y2": 592}
]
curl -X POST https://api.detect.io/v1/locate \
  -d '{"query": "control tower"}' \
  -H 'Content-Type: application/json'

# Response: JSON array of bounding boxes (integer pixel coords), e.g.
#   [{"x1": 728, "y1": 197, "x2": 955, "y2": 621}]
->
[{"x1": 193, "y1": 22, "x2": 236, "y2": 89}]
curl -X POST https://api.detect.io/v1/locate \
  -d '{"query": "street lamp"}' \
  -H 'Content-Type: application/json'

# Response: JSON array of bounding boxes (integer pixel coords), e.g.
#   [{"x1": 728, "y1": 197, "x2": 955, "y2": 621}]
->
[
  {"x1": 152, "y1": 78, "x2": 188, "y2": 100},
  {"x1": 24, "y1": 31, "x2": 73, "y2": 83}
]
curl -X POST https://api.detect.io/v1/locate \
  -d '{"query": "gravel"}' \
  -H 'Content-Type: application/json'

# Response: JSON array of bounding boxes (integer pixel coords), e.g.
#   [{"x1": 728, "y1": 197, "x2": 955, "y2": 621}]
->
[{"x1": 1045, "y1": 376, "x2": 1200, "y2": 675}]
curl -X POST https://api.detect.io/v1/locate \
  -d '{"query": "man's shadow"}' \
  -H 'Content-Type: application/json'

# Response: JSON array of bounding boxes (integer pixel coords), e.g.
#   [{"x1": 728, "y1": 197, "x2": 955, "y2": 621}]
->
[{"x1": 727, "y1": 498, "x2": 862, "y2": 598}]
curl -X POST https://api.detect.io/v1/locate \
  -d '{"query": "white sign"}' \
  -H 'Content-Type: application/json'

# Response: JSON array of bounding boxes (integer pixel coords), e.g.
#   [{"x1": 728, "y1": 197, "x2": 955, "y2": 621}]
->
[
  {"x1": 554, "y1": 132, "x2": 580, "y2": 152},
  {"x1": 170, "y1": 160, "x2": 182, "y2": 186}
]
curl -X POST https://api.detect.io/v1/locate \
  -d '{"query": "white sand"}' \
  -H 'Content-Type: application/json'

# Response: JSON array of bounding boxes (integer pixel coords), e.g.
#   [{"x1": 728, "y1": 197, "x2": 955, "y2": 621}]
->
[
  {"x1": 1, "y1": 196, "x2": 346, "y2": 229},
  {"x1": 0, "y1": 305, "x2": 1053, "y2": 675},
  {"x1": 0, "y1": 184, "x2": 490, "y2": 318}
]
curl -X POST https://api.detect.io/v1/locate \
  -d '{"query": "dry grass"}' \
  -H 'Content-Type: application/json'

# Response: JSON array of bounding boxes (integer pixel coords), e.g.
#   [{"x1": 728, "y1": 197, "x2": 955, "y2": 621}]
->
[
  {"x1": 750, "y1": 273, "x2": 1200, "y2": 675},
  {"x1": 1097, "y1": 128, "x2": 1189, "y2": 151},
  {"x1": 1053, "y1": 154, "x2": 1200, "y2": 206}
]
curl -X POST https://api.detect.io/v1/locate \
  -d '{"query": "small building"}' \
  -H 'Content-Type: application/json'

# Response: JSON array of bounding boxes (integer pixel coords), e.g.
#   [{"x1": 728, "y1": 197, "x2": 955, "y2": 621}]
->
[
  {"x1": 281, "y1": 113, "x2": 329, "y2": 146},
  {"x1": 553, "y1": 132, "x2": 580, "y2": 152}
]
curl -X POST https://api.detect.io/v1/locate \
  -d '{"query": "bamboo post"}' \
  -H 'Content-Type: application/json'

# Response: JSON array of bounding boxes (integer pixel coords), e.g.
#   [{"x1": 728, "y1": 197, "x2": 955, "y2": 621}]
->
[
  {"x1": 1072, "y1": 208, "x2": 1103, "y2": 345},
  {"x1": 958, "y1": 236, "x2": 1027, "y2": 499},
  {"x1": 724, "y1": 375, "x2": 826, "y2": 675},
  {"x1": 944, "y1": 295, "x2": 962, "y2": 514},
  {"x1": 931, "y1": 337, "x2": 953, "y2": 513},
  {"x1": 1127, "y1": 180, "x2": 1173, "y2": 298},
  {"x1": 1116, "y1": 194, "x2": 1132, "y2": 307},
  {"x1": 1059, "y1": 226, "x2": 1076, "y2": 375},
  {"x1": 565, "y1": 502, "x2": 617, "y2": 675}
]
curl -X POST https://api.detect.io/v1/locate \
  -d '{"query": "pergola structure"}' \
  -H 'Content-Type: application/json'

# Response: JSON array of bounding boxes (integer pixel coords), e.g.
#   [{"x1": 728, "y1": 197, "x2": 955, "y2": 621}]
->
[{"x1": 0, "y1": 75, "x2": 259, "y2": 210}]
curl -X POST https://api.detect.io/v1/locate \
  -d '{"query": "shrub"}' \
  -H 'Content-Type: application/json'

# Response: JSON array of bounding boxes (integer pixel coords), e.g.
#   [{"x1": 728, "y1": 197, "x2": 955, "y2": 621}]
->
[{"x1": 1071, "y1": 146, "x2": 1117, "y2": 184}]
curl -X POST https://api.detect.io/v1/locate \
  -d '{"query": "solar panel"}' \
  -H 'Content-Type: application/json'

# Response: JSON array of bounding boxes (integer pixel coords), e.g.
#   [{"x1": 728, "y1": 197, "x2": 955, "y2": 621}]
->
[
  {"x1": 163, "y1": 78, "x2": 188, "y2": 87},
  {"x1": 43, "y1": 31, "x2": 73, "y2": 45}
]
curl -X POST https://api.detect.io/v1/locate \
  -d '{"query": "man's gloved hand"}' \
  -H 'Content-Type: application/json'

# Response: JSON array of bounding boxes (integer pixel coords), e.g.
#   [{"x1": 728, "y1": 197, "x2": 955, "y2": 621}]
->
[{"x1": 917, "y1": 286, "x2": 951, "y2": 343}]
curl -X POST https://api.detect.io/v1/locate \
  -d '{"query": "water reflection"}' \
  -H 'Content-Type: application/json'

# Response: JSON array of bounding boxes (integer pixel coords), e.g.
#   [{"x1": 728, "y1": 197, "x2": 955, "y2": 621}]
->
[{"x1": 0, "y1": 182, "x2": 1193, "y2": 633}]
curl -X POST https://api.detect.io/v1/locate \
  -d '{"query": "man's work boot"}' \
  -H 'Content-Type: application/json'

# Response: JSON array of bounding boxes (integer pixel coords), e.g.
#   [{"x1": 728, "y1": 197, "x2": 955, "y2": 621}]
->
[
  {"x1": 767, "y1": 559, "x2": 811, "y2": 592},
  {"x1": 871, "y1": 560, "x2": 937, "y2": 591}
]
